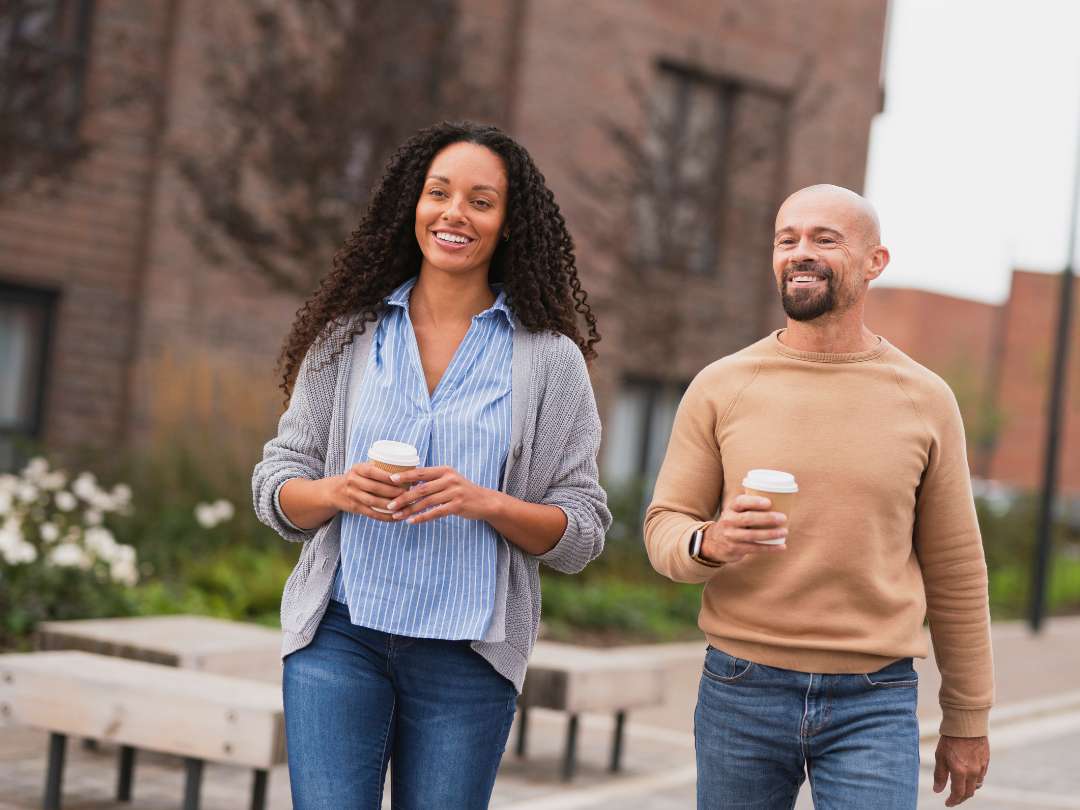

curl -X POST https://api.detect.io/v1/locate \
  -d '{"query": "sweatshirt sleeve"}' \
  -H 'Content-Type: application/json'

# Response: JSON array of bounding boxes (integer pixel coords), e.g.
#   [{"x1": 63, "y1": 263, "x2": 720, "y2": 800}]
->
[
  {"x1": 913, "y1": 381, "x2": 994, "y2": 737},
  {"x1": 644, "y1": 370, "x2": 731, "y2": 583}
]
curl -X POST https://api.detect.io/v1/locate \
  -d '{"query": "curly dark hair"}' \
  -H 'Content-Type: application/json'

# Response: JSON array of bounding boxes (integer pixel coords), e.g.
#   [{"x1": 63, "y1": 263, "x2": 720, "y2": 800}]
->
[{"x1": 277, "y1": 120, "x2": 600, "y2": 400}]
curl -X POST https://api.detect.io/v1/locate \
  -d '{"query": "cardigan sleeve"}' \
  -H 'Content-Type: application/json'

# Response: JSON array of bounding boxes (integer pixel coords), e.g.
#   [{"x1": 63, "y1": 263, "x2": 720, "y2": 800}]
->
[
  {"x1": 535, "y1": 342, "x2": 611, "y2": 573},
  {"x1": 251, "y1": 339, "x2": 336, "y2": 543}
]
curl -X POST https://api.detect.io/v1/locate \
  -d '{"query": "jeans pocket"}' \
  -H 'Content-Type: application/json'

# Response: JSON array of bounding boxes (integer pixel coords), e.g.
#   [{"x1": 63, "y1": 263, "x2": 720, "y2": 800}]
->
[
  {"x1": 863, "y1": 658, "x2": 919, "y2": 688},
  {"x1": 702, "y1": 646, "x2": 754, "y2": 683}
]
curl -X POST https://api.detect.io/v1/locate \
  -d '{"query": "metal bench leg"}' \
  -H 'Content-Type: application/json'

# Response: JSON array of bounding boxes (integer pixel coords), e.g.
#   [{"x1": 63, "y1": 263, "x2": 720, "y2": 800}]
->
[
  {"x1": 116, "y1": 745, "x2": 136, "y2": 801},
  {"x1": 515, "y1": 706, "x2": 529, "y2": 757},
  {"x1": 183, "y1": 758, "x2": 204, "y2": 810},
  {"x1": 561, "y1": 714, "x2": 579, "y2": 782},
  {"x1": 44, "y1": 732, "x2": 67, "y2": 810},
  {"x1": 250, "y1": 768, "x2": 268, "y2": 810},
  {"x1": 610, "y1": 710, "x2": 626, "y2": 772}
]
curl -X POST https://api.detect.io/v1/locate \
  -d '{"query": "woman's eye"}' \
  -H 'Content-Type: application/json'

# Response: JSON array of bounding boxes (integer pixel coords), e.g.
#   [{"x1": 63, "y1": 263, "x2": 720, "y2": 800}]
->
[
  {"x1": 429, "y1": 188, "x2": 447, "y2": 198},
  {"x1": 473, "y1": 199, "x2": 492, "y2": 209}
]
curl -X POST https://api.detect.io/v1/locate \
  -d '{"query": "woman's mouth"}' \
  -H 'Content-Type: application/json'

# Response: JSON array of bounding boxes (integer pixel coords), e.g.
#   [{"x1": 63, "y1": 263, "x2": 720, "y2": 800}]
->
[{"x1": 433, "y1": 230, "x2": 474, "y2": 251}]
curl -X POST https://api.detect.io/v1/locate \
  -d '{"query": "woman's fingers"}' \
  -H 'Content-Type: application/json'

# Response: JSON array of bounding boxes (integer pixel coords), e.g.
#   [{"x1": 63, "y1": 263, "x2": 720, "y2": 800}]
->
[{"x1": 392, "y1": 489, "x2": 455, "y2": 521}]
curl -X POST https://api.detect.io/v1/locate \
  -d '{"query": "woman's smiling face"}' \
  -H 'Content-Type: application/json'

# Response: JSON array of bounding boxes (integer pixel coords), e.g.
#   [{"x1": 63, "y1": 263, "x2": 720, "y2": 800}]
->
[{"x1": 414, "y1": 141, "x2": 509, "y2": 278}]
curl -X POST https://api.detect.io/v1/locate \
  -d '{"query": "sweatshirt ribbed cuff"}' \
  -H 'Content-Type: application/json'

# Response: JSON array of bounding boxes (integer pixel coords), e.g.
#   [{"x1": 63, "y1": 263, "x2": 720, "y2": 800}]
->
[{"x1": 940, "y1": 707, "x2": 990, "y2": 738}]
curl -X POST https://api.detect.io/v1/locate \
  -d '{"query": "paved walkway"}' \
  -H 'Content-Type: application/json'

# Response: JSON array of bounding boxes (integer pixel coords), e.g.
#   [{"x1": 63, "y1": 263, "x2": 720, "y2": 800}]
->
[{"x1": 3, "y1": 617, "x2": 1079, "y2": 808}]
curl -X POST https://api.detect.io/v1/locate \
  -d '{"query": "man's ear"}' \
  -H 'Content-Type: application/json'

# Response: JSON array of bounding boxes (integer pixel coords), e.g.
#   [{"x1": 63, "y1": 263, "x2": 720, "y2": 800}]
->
[{"x1": 865, "y1": 245, "x2": 890, "y2": 282}]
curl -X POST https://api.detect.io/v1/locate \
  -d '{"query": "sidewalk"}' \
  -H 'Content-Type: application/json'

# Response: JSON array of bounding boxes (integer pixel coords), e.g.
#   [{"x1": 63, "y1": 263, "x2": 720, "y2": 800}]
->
[{"x1": 2, "y1": 617, "x2": 1079, "y2": 809}]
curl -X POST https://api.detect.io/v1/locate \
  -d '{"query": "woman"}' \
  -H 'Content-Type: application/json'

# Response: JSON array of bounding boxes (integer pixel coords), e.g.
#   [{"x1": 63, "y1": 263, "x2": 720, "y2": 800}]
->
[{"x1": 252, "y1": 121, "x2": 610, "y2": 809}]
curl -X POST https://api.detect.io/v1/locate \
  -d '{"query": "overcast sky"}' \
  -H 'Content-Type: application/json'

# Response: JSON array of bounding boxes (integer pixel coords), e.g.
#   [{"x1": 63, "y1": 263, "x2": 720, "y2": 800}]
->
[{"x1": 864, "y1": 0, "x2": 1080, "y2": 304}]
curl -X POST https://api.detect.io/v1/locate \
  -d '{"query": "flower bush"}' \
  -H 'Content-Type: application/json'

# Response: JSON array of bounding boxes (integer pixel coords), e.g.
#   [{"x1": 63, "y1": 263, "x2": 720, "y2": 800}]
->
[{"x1": 0, "y1": 457, "x2": 140, "y2": 647}]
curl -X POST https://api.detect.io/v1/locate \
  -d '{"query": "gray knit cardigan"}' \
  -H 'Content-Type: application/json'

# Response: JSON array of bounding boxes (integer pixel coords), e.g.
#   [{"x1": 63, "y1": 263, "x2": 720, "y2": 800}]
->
[{"x1": 252, "y1": 312, "x2": 610, "y2": 691}]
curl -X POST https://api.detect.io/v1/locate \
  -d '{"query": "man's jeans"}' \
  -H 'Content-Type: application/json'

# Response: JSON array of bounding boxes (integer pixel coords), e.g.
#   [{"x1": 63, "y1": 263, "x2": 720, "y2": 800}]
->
[
  {"x1": 283, "y1": 600, "x2": 517, "y2": 810},
  {"x1": 695, "y1": 646, "x2": 920, "y2": 809}
]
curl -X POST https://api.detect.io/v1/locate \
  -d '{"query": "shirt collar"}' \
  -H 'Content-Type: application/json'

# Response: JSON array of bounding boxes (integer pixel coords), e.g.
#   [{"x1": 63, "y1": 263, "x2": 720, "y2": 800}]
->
[{"x1": 384, "y1": 277, "x2": 514, "y2": 329}]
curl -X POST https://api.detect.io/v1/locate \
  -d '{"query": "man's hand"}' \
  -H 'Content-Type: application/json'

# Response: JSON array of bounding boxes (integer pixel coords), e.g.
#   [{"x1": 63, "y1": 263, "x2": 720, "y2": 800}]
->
[
  {"x1": 934, "y1": 735, "x2": 989, "y2": 806},
  {"x1": 700, "y1": 494, "x2": 788, "y2": 564}
]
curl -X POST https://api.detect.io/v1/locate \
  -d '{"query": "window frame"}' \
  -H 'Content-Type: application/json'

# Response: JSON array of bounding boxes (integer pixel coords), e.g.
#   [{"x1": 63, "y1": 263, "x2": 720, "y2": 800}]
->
[
  {"x1": 0, "y1": 0, "x2": 96, "y2": 152},
  {"x1": 0, "y1": 280, "x2": 58, "y2": 446}
]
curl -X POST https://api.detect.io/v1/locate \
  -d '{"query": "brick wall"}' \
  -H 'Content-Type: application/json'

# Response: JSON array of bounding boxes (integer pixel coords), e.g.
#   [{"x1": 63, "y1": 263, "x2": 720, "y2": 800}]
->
[
  {"x1": 0, "y1": 0, "x2": 174, "y2": 454},
  {"x1": 4, "y1": 0, "x2": 889, "y2": 466},
  {"x1": 987, "y1": 270, "x2": 1080, "y2": 493},
  {"x1": 505, "y1": 0, "x2": 888, "y2": 420},
  {"x1": 864, "y1": 285, "x2": 1002, "y2": 472}
]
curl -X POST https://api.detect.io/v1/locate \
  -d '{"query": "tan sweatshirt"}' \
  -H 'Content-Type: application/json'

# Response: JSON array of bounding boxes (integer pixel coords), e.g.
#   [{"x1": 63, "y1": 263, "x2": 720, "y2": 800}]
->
[{"x1": 644, "y1": 330, "x2": 994, "y2": 737}]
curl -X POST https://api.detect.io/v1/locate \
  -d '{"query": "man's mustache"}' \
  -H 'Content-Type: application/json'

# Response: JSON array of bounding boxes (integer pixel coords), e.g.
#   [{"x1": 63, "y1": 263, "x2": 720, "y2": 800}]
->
[{"x1": 783, "y1": 261, "x2": 834, "y2": 283}]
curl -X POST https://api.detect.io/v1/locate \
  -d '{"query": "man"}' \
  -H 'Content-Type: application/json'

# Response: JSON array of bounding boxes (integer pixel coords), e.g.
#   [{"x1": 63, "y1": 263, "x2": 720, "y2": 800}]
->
[{"x1": 644, "y1": 185, "x2": 993, "y2": 809}]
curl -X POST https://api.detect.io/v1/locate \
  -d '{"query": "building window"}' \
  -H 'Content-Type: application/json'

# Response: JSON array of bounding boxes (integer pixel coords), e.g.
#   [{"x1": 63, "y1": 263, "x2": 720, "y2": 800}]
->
[
  {"x1": 602, "y1": 377, "x2": 688, "y2": 492},
  {"x1": 0, "y1": 283, "x2": 57, "y2": 470},
  {"x1": 637, "y1": 62, "x2": 733, "y2": 277},
  {"x1": 639, "y1": 60, "x2": 788, "y2": 278},
  {"x1": 0, "y1": 0, "x2": 95, "y2": 186}
]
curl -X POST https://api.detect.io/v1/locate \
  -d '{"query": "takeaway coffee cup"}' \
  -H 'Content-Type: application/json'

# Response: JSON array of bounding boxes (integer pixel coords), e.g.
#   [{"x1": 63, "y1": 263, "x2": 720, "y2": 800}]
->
[
  {"x1": 367, "y1": 440, "x2": 420, "y2": 513},
  {"x1": 742, "y1": 469, "x2": 798, "y2": 545}
]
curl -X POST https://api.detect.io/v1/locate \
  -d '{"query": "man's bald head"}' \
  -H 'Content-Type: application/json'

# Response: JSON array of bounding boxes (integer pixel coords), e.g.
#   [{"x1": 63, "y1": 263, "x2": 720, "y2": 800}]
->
[
  {"x1": 771, "y1": 184, "x2": 890, "y2": 321},
  {"x1": 777, "y1": 184, "x2": 881, "y2": 247}
]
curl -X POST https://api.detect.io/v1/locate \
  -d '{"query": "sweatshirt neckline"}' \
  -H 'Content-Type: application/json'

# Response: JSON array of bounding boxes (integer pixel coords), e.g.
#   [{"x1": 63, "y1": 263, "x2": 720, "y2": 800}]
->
[{"x1": 771, "y1": 329, "x2": 890, "y2": 364}]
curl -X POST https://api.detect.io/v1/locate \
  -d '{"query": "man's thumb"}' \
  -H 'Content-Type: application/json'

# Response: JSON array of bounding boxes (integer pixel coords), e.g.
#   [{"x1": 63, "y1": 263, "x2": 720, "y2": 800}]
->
[{"x1": 933, "y1": 754, "x2": 948, "y2": 793}]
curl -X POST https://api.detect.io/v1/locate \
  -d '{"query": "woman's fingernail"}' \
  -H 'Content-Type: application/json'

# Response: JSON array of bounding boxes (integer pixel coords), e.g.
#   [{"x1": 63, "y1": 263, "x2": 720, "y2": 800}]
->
[
  {"x1": 390, "y1": 474, "x2": 401, "y2": 483},
  {"x1": 393, "y1": 512, "x2": 404, "y2": 519},
  {"x1": 405, "y1": 517, "x2": 416, "y2": 525},
  {"x1": 386, "y1": 501, "x2": 397, "y2": 511}
]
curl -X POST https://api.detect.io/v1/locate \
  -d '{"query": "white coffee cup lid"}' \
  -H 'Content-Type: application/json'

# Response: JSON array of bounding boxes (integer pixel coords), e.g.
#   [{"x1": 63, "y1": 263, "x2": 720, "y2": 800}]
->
[
  {"x1": 742, "y1": 469, "x2": 799, "y2": 493},
  {"x1": 368, "y1": 440, "x2": 420, "y2": 467}
]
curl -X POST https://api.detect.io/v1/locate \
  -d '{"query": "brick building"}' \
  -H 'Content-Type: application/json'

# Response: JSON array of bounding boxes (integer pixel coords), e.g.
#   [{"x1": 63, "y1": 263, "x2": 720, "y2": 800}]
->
[
  {"x1": 1, "y1": 0, "x2": 889, "y2": 482},
  {"x1": 865, "y1": 271, "x2": 1080, "y2": 496}
]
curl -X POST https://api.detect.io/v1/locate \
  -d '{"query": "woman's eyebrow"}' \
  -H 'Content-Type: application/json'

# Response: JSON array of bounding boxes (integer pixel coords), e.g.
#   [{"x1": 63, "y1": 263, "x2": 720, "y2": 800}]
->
[{"x1": 426, "y1": 174, "x2": 502, "y2": 196}]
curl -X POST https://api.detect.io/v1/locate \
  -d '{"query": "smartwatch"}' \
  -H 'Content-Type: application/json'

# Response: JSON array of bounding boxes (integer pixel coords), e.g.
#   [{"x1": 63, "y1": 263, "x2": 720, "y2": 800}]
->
[{"x1": 689, "y1": 525, "x2": 723, "y2": 567}]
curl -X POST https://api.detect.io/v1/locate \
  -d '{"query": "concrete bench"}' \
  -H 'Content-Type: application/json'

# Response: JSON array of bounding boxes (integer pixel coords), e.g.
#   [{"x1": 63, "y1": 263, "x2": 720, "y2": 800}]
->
[
  {"x1": 517, "y1": 641, "x2": 666, "y2": 781},
  {"x1": 36, "y1": 615, "x2": 283, "y2": 683},
  {"x1": 0, "y1": 651, "x2": 285, "y2": 810}
]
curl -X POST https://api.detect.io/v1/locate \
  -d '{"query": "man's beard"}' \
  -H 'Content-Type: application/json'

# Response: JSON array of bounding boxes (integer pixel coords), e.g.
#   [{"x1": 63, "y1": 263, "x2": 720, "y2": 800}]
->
[{"x1": 780, "y1": 261, "x2": 838, "y2": 321}]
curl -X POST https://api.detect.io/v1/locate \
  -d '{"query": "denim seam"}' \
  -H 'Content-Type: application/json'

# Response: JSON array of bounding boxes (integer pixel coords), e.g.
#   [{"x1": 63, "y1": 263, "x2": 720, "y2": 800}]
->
[
  {"x1": 701, "y1": 657, "x2": 753, "y2": 684},
  {"x1": 862, "y1": 674, "x2": 919, "y2": 688},
  {"x1": 377, "y1": 695, "x2": 396, "y2": 808}
]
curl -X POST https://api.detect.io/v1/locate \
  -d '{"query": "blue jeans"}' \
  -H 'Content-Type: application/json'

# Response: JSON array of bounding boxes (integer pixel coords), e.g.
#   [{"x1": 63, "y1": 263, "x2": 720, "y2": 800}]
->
[
  {"x1": 695, "y1": 646, "x2": 919, "y2": 809},
  {"x1": 283, "y1": 600, "x2": 517, "y2": 809}
]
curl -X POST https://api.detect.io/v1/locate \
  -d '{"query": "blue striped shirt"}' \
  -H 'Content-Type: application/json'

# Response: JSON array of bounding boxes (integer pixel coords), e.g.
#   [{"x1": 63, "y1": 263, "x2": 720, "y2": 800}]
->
[{"x1": 330, "y1": 277, "x2": 513, "y2": 640}]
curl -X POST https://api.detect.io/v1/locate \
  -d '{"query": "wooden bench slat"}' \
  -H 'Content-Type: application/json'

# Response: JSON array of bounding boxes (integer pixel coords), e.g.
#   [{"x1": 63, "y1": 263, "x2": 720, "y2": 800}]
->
[{"x1": 0, "y1": 652, "x2": 285, "y2": 769}]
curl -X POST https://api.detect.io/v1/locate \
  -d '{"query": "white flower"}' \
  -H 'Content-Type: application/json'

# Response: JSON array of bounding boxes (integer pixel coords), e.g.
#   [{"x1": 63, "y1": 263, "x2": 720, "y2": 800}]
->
[
  {"x1": 84, "y1": 509, "x2": 104, "y2": 526},
  {"x1": 195, "y1": 502, "x2": 219, "y2": 528},
  {"x1": 0, "y1": 517, "x2": 24, "y2": 551},
  {"x1": 0, "y1": 489, "x2": 12, "y2": 516},
  {"x1": 40, "y1": 470, "x2": 67, "y2": 491},
  {"x1": 2, "y1": 539, "x2": 37, "y2": 565},
  {"x1": 0, "y1": 473, "x2": 17, "y2": 492},
  {"x1": 213, "y1": 499, "x2": 235, "y2": 523},
  {"x1": 55, "y1": 491, "x2": 77, "y2": 512},
  {"x1": 111, "y1": 483, "x2": 133, "y2": 509},
  {"x1": 48, "y1": 543, "x2": 91, "y2": 569},
  {"x1": 110, "y1": 552, "x2": 138, "y2": 587},
  {"x1": 16, "y1": 483, "x2": 39, "y2": 504},
  {"x1": 39, "y1": 522, "x2": 60, "y2": 543},
  {"x1": 22, "y1": 457, "x2": 49, "y2": 481},
  {"x1": 84, "y1": 527, "x2": 118, "y2": 560},
  {"x1": 72, "y1": 472, "x2": 99, "y2": 502}
]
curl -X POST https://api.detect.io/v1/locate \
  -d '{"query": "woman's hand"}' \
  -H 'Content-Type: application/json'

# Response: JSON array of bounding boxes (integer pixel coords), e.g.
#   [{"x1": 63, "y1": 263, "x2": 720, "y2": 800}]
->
[
  {"x1": 386, "y1": 466, "x2": 499, "y2": 525},
  {"x1": 326, "y1": 462, "x2": 408, "y2": 523}
]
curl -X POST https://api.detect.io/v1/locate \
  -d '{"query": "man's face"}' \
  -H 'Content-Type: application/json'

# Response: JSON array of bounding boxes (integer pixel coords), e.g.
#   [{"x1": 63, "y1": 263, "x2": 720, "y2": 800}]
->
[{"x1": 772, "y1": 193, "x2": 874, "y2": 321}]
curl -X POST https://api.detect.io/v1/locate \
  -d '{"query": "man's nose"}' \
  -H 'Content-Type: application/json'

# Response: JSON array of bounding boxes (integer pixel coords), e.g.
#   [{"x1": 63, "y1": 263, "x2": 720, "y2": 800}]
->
[{"x1": 790, "y1": 236, "x2": 817, "y2": 263}]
